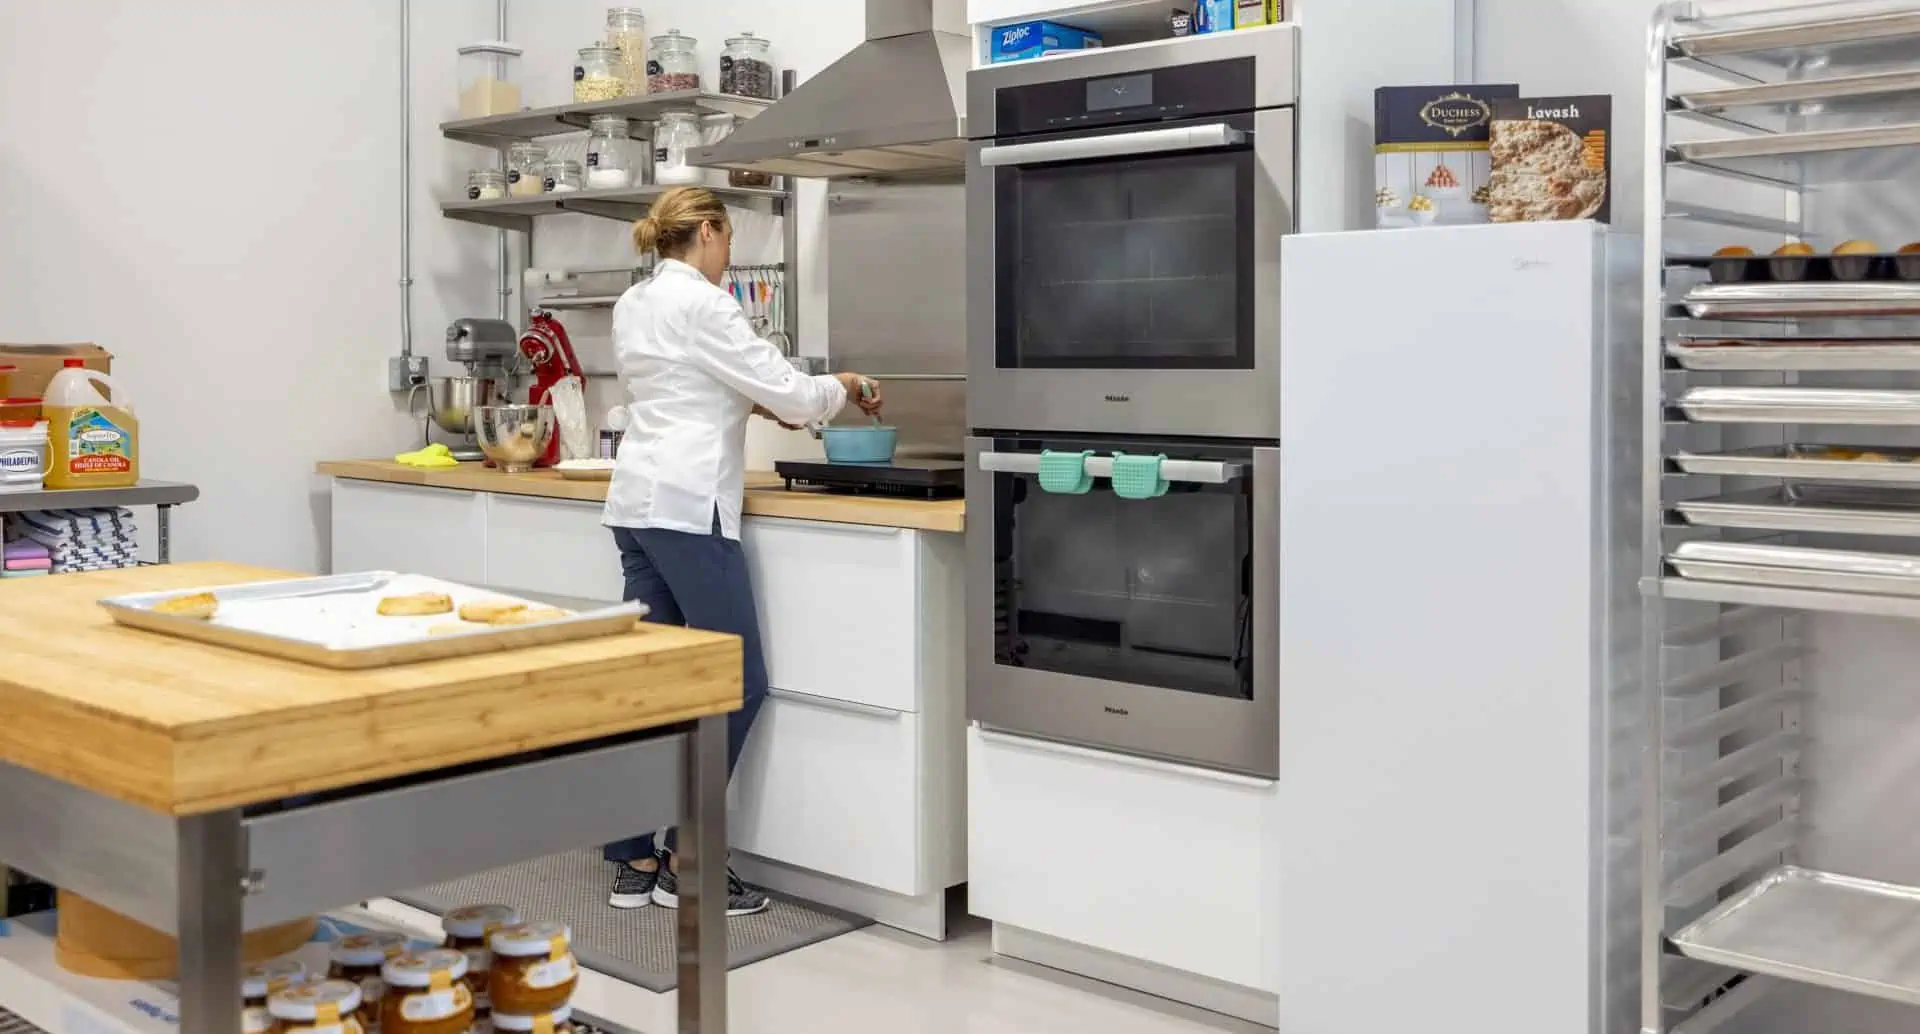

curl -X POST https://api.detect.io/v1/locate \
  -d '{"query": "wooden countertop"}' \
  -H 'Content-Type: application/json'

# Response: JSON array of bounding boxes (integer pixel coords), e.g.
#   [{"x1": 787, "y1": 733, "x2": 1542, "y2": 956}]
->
[
  {"x1": 317, "y1": 459, "x2": 967, "y2": 534},
  {"x1": 0, "y1": 563, "x2": 741, "y2": 816}
]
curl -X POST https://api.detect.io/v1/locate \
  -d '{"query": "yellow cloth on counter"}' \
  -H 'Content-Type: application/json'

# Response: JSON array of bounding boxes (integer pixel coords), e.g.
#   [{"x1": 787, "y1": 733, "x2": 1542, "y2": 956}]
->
[{"x1": 396, "y1": 443, "x2": 460, "y2": 468}]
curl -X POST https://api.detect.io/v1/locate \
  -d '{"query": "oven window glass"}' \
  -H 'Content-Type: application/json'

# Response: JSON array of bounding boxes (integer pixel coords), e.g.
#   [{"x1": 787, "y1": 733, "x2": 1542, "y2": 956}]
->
[
  {"x1": 991, "y1": 456, "x2": 1252, "y2": 698},
  {"x1": 995, "y1": 137, "x2": 1254, "y2": 370}
]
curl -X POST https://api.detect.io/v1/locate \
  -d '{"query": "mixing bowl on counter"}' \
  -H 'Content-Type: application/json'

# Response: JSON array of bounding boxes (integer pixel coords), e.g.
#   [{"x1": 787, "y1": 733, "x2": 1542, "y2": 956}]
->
[{"x1": 475, "y1": 404, "x2": 556, "y2": 474}]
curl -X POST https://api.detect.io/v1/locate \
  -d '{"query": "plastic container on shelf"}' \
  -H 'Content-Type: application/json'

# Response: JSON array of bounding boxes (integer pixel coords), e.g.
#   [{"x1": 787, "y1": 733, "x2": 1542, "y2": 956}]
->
[
  {"x1": 653, "y1": 111, "x2": 703, "y2": 184},
  {"x1": 380, "y1": 950, "x2": 475, "y2": 1034},
  {"x1": 243, "y1": 959, "x2": 308, "y2": 1034},
  {"x1": 467, "y1": 168, "x2": 507, "y2": 201},
  {"x1": 720, "y1": 32, "x2": 775, "y2": 99},
  {"x1": 647, "y1": 30, "x2": 700, "y2": 94},
  {"x1": 543, "y1": 159, "x2": 584, "y2": 193},
  {"x1": 606, "y1": 7, "x2": 648, "y2": 97},
  {"x1": 585, "y1": 113, "x2": 636, "y2": 190},
  {"x1": 487, "y1": 922, "x2": 578, "y2": 1017},
  {"x1": 573, "y1": 43, "x2": 624, "y2": 103},
  {"x1": 443, "y1": 903, "x2": 520, "y2": 1019},
  {"x1": 507, "y1": 142, "x2": 547, "y2": 197},
  {"x1": 456, "y1": 41, "x2": 524, "y2": 119},
  {"x1": 43, "y1": 359, "x2": 137, "y2": 490}
]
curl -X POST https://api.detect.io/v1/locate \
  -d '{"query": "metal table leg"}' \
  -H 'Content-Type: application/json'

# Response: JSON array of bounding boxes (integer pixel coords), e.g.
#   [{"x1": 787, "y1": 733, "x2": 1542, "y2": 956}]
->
[
  {"x1": 176, "y1": 811, "x2": 245, "y2": 1034},
  {"x1": 677, "y1": 715, "x2": 728, "y2": 1033},
  {"x1": 156, "y1": 505, "x2": 172, "y2": 565}
]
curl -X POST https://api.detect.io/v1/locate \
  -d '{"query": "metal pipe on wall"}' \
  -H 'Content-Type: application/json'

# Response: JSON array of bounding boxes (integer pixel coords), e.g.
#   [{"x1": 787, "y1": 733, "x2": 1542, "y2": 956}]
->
[
  {"x1": 497, "y1": 0, "x2": 512, "y2": 322},
  {"x1": 399, "y1": 0, "x2": 414, "y2": 359}
]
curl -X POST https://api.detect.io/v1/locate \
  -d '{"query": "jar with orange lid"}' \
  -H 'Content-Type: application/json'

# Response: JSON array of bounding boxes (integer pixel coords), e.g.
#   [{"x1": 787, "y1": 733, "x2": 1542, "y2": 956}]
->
[
  {"x1": 328, "y1": 931, "x2": 409, "y2": 1030},
  {"x1": 379, "y1": 948, "x2": 475, "y2": 1034},
  {"x1": 243, "y1": 958, "x2": 307, "y2": 1034},
  {"x1": 487, "y1": 922, "x2": 577, "y2": 1016},
  {"x1": 268, "y1": 979, "x2": 367, "y2": 1034},
  {"x1": 442, "y1": 903, "x2": 520, "y2": 1016},
  {"x1": 490, "y1": 1003, "x2": 578, "y2": 1034}
]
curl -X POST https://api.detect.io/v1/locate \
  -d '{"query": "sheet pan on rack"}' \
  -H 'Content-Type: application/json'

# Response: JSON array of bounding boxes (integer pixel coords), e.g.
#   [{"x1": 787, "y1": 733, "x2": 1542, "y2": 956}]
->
[
  {"x1": 1673, "y1": 484, "x2": 1920, "y2": 536},
  {"x1": 1685, "y1": 282, "x2": 1920, "y2": 318},
  {"x1": 1669, "y1": 540, "x2": 1920, "y2": 597},
  {"x1": 1675, "y1": 444, "x2": 1920, "y2": 483},
  {"x1": 1676, "y1": 385, "x2": 1920, "y2": 424},
  {"x1": 1668, "y1": 337, "x2": 1920, "y2": 369}
]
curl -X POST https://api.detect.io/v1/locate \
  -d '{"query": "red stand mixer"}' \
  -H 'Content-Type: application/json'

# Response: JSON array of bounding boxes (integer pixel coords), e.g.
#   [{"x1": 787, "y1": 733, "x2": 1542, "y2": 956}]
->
[{"x1": 511, "y1": 311, "x2": 586, "y2": 469}]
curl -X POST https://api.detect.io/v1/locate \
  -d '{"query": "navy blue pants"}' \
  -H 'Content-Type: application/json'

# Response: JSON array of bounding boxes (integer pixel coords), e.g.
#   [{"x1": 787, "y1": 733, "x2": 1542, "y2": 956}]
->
[{"x1": 602, "y1": 517, "x2": 770, "y2": 863}]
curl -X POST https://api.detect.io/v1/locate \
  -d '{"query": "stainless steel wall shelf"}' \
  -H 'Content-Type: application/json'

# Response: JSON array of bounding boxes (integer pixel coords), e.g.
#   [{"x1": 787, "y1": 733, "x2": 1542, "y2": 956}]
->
[
  {"x1": 442, "y1": 183, "x2": 789, "y2": 232},
  {"x1": 1671, "y1": 122, "x2": 1920, "y2": 184},
  {"x1": 441, "y1": 90, "x2": 774, "y2": 147}
]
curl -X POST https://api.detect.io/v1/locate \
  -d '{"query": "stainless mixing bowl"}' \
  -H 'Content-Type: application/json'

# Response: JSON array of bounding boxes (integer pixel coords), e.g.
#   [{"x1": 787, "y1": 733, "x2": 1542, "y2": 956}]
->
[
  {"x1": 474, "y1": 404, "x2": 556, "y2": 474},
  {"x1": 426, "y1": 376, "x2": 500, "y2": 435}
]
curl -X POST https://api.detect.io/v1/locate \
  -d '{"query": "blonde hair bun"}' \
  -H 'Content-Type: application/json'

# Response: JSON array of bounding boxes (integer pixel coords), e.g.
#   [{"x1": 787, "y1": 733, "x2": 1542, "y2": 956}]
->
[{"x1": 632, "y1": 186, "x2": 730, "y2": 258}]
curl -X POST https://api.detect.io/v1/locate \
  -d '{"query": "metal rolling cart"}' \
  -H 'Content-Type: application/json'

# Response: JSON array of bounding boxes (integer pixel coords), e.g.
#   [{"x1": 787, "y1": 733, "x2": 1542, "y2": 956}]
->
[{"x1": 1643, "y1": 3, "x2": 1920, "y2": 1031}]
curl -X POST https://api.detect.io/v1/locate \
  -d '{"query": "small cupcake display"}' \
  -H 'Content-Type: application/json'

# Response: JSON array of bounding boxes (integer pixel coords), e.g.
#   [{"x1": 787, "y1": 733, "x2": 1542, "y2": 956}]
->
[
  {"x1": 1770, "y1": 240, "x2": 1816, "y2": 282},
  {"x1": 1831, "y1": 238, "x2": 1882, "y2": 281},
  {"x1": 1710, "y1": 245, "x2": 1755, "y2": 284},
  {"x1": 1423, "y1": 163, "x2": 1465, "y2": 200},
  {"x1": 1407, "y1": 193, "x2": 1438, "y2": 226}
]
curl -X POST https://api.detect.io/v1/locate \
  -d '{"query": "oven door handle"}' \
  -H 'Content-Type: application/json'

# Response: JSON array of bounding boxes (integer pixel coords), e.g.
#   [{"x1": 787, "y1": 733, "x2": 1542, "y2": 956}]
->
[
  {"x1": 978, "y1": 123, "x2": 1247, "y2": 167},
  {"x1": 978, "y1": 452, "x2": 1243, "y2": 484}
]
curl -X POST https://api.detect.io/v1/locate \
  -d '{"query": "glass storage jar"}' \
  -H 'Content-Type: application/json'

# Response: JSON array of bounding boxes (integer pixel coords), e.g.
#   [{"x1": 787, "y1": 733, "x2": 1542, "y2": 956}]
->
[
  {"x1": 456, "y1": 41, "x2": 524, "y2": 119},
  {"x1": 652, "y1": 111, "x2": 703, "y2": 185},
  {"x1": 646, "y1": 30, "x2": 700, "y2": 93},
  {"x1": 487, "y1": 921, "x2": 578, "y2": 1016},
  {"x1": 490, "y1": 1004, "x2": 578, "y2": 1034},
  {"x1": 573, "y1": 44, "x2": 624, "y2": 103},
  {"x1": 443, "y1": 904, "x2": 520, "y2": 1019},
  {"x1": 379, "y1": 950, "x2": 474, "y2": 1034},
  {"x1": 606, "y1": 7, "x2": 648, "y2": 97},
  {"x1": 269, "y1": 979, "x2": 367, "y2": 1034},
  {"x1": 719, "y1": 33, "x2": 775, "y2": 99},
  {"x1": 585, "y1": 113, "x2": 636, "y2": 190},
  {"x1": 507, "y1": 142, "x2": 548, "y2": 197},
  {"x1": 543, "y1": 159, "x2": 583, "y2": 192},
  {"x1": 467, "y1": 168, "x2": 507, "y2": 200},
  {"x1": 328, "y1": 931, "x2": 408, "y2": 1027},
  {"x1": 243, "y1": 959, "x2": 307, "y2": 1034}
]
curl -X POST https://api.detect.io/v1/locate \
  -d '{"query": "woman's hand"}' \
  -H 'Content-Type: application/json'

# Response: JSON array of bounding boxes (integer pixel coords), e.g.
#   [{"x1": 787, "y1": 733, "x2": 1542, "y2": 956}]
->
[
  {"x1": 834, "y1": 373, "x2": 884, "y2": 416},
  {"x1": 751, "y1": 404, "x2": 804, "y2": 430}
]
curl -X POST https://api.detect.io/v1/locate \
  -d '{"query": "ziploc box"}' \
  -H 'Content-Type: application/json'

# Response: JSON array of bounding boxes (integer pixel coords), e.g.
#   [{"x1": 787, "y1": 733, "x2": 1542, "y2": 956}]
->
[
  {"x1": 989, "y1": 20, "x2": 1104, "y2": 63},
  {"x1": 1374, "y1": 83, "x2": 1519, "y2": 229}
]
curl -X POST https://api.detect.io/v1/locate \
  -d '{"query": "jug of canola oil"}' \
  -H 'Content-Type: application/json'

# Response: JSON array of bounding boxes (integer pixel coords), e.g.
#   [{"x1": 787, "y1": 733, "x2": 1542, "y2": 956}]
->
[{"x1": 44, "y1": 359, "x2": 139, "y2": 489}]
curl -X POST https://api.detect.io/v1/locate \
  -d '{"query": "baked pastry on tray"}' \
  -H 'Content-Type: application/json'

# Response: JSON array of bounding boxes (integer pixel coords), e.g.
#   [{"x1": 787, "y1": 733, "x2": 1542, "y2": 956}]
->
[
  {"x1": 153, "y1": 592, "x2": 218, "y2": 621},
  {"x1": 377, "y1": 592, "x2": 454, "y2": 617}
]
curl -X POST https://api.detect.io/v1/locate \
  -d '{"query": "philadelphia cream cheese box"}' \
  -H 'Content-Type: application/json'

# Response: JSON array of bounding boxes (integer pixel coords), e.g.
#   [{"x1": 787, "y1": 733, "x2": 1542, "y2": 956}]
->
[{"x1": 1374, "y1": 84, "x2": 1519, "y2": 229}]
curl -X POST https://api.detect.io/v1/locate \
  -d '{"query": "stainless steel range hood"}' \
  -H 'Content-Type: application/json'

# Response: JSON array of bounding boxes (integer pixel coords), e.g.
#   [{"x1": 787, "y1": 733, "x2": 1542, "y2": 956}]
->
[{"x1": 691, "y1": 0, "x2": 969, "y2": 179}]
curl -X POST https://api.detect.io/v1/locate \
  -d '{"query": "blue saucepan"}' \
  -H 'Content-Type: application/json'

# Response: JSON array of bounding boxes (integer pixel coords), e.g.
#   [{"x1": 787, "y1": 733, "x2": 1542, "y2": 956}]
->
[{"x1": 817, "y1": 425, "x2": 898, "y2": 464}]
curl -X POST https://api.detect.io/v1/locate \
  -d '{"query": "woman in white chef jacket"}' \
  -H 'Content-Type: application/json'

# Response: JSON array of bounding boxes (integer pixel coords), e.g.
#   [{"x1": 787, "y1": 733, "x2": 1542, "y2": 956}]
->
[{"x1": 600, "y1": 186, "x2": 882, "y2": 916}]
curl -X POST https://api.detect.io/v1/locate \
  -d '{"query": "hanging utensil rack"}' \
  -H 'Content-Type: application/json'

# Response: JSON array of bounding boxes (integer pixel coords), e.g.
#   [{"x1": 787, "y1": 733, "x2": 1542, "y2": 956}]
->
[{"x1": 1644, "y1": 2, "x2": 1920, "y2": 1031}]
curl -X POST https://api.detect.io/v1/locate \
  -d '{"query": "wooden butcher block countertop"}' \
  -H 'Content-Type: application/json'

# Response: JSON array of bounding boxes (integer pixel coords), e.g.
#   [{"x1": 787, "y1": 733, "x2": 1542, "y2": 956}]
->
[
  {"x1": 0, "y1": 563, "x2": 741, "y2": 816},
  {"x1": 317, "y1": 459, "x2": 967, "y2": 534}
]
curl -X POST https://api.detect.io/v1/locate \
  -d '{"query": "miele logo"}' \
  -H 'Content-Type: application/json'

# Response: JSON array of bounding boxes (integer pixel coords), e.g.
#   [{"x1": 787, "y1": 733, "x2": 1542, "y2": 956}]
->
[
  {"x1": 1103, "y1": 705, "x2": 1130, "y2": 716},
  {"x1": 1102, "y1": 394, "x2": 1131, "y2": 403}
]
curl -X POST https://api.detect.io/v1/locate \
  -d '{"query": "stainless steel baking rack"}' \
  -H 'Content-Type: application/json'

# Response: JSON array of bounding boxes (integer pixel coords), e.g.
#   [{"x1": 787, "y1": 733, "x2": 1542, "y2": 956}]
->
[{"x1": 1646, "y1": 3, "x2": 1920, "y2": 1031}]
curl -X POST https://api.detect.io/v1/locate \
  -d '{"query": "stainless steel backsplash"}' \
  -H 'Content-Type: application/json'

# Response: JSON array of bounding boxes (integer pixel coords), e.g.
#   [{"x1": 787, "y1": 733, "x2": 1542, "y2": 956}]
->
[{"x1": 825, "y1": 178, "x2": 967, "y2": 458}]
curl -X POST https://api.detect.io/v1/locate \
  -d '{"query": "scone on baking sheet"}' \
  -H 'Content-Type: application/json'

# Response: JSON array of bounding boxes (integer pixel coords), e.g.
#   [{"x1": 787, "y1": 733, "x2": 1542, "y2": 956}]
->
[
  {"x1": 376, "y1": 592, "x2": 454, "y2": 617},
  {"x1": 458, "y1": 599, "x2": 527, "y2": 624},
  {"x1": 485, "y1": 606, "x2": 572, "y2": 627},
  {"x1": 153, "y1": 592, "x2": 218, "y2": 621}
]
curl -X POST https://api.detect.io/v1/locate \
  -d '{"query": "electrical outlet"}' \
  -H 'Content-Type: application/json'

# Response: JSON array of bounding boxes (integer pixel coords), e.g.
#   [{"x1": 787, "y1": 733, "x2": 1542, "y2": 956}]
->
[{"x1": 388, "y1": 355, "x2": 429, "y2": 392}]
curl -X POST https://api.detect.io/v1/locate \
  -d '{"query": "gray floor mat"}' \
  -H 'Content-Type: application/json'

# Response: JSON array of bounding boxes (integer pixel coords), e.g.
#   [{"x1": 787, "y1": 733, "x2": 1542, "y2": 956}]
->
[{"x1": 398, "y1": 849, "x2": 870, "y2": 993}]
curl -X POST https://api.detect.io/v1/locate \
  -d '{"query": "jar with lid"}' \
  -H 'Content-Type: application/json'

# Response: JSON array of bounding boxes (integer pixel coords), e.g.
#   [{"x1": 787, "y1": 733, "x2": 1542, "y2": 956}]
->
[
  {"x1": 719, "y1": 33, "x2": 775, "y2": 99},
  {"x1": 585, "y1": 114, "x2": 636, "y2": 190},
  {"x1": 507, "y1": 142, "x2": 548, "y2": 197},
  {"x1": 328, "y1": 930, "x2": 408, "y2": 1028},
  {"x1": 646, "y1": 30, "x2": 700, "y2": 94},
  {"x1": 456, "y1": 41, "x2": 524, "y2": 119},
  {"x1": 269, "y1": 979, "x2": 367, "y2": 1034},
  {"x1": 491, "y1": 1004, "x2": 578, "y2": 1034},
  {"x1": 243, "y1": 959, "x2": 307, "y2": 1034},
  {"x1": 574, "y1": 44, "x2": 624, "y2": 103},
  {"x1": 379, "y1": 949, "x2": 474, "y2": 1034},
  {"x1": 443, "y1": 904, "x2": 520, "y2": 1019},
  {"x1": 543, "y1": 159, "x2": 583, "y2": 193},
  {"x1": 467, "y1": 168, "x2": 507, "y2": 201},
  {"x1": 653, "y1": 111, "x2": 703, "y2": 185},
  {"x1": 487, "y1": 921, "x2": 578, "y2": 1016},
  {"x1": 606, "y1": 8, "x2": 648, "y2": 97}
]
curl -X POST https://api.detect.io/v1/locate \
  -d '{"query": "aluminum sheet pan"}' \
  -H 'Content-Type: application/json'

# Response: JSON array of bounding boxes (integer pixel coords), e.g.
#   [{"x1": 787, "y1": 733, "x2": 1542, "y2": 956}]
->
[
  {"x1": 1668, "y1": 339, "x2": 1920, "y2": 370},
  {"x1": 1674, "y1": 485, "x2": 1920, "y2": 536},
  {"x1": 1685, "y1": 281, "x2": 1920, "y2": 318},
  {"x1": 1677, "y1": 386, "x2": 1920, "y2": 424},
  {"x1": 1671, "y1": 540, "x2": 1920, "y2": 596},
  {"x1": 1674, "y1": 69, "x2": 1920, "y2": 116},
  {"x1": 100, "y1": 571, "x2": 649, "y2": 669},
  {"x1": 1674, "y1": 444, "x2": 1920, "y2": 484},
  {"x1": 1672, "y1": 121, "x2": 1920, "y2": 163},
  {"x1": 1672, "y1": 865, "x2": 1920, "y2": 1006}
]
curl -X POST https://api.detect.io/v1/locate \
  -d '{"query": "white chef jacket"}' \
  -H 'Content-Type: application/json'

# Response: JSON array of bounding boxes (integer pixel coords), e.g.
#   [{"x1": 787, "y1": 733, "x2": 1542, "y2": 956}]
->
[{"x1": 603, "y1": 259, "x2": 847, "y2": 539}]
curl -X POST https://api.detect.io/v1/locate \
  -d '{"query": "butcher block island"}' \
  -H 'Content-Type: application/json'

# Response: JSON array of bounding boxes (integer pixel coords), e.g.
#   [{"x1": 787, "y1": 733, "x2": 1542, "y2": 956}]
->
[{"x1": 0, "y1": 562, "x2": 743, "y2": 1032}]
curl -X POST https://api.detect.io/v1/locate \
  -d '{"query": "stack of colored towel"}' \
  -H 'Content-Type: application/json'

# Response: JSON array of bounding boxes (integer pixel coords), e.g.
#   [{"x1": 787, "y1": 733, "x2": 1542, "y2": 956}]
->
[
  {"x1": 2, "y1": 538, "x2": 49, "y2": 578},
  {"x1": 9, "y1": 508, "x2": 141, "y2": 573}
]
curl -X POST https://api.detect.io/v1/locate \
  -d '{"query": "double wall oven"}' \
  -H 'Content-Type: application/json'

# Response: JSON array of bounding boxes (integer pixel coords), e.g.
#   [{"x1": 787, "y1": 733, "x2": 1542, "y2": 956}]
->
[{"x1": 964, "y1": 30, "x2": 1295, "y2": 778}]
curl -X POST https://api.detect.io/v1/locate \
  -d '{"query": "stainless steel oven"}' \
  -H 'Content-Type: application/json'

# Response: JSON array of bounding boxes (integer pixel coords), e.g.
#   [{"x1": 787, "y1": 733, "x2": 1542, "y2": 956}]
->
[
  {"x1": 965, "y1": 435, "x2": 1278, "y2": 776},
  {"x1": 965, "y1": 29, "x2": 1297, "y2": 440}
]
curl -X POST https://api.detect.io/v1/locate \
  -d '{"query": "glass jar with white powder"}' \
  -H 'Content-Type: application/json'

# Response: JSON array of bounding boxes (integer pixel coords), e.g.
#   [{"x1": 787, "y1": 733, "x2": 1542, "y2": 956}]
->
[
  {"x1": 652, "y1": 111, "x2": 703, "y2": 185},
  {"x1": 585, "y1": 114, "x2": 635, "y2": 190}
]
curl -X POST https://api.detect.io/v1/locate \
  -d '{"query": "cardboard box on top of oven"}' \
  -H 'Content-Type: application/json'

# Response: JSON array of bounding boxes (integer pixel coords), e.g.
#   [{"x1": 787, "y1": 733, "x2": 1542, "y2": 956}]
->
[
  {"x1": 0, "y1": 342, "x2": 111, "y2": 400},
  {"x1": 1375, "y1": 84, "x2": 1521, "y2": 229}
]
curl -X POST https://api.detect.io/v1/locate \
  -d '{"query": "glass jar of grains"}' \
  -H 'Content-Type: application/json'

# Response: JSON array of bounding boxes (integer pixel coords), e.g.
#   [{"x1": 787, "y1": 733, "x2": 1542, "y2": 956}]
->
[
  {"x1": 606, "y1": 7, "x2": 648, "y2": 97},
  {"x1": 487, "y1": 921, "x2": 578, "y2": 1017},
  {"x1": 646, "y1": 30, "x2": 700, "y2": 94},
  {"x1": 442, "y1": 903, "x2": 520, "y2": 1020},
  {"x1": 652, "y1": 111, "x2": 703, "y2": 185},
  {"x1": 507, "y1": 142, "x2": 548, "y2": 197},
  {"x1": 573, "y1": 44, "x2": 624, "y2": 103},
  {"x1": 585, "y1": 114, "x2": 636, "y2": 190},
  {"x1": 243, "y1": 959, "x2": 307, "y2": 1034},
  {"x1": 269, "y1": 980, "x2": 368, "y2": 1034},
  {"x1": 719, "y1": 32, "x2": 775, "y2": 99},
  {"x1": 379, "y1": 950, "x2": 474, "y2": 1034}
]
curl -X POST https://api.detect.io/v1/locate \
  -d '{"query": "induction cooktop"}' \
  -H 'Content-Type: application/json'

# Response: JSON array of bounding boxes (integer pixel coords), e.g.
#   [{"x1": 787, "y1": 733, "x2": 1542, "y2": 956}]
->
[{"x1": 773, "y1": 458, "x2": 965, "y2": 500}]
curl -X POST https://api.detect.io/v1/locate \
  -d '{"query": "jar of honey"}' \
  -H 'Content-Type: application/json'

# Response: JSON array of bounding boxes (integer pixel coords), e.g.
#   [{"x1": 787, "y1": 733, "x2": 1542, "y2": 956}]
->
[
  {"x1": 487, "y1": 922, "x2": 577, "y2": 1016},
  {"x1": 243, "y1": 958, "x2": 307, "y2": 1034},
  {"x1": 379, "y1": 949, "x2": 475, "y2": 1034},
  {"x1": 490, "y1": 1003, "x2": 578, "y2": 1034},
  {"x1": 442, "y1": 903, "x2": 520, "y2": 1017},
  {"x1": 268, "y1": 979, "x2": 366, "y2": 1034},
  {"x1": 328, "y1": 931, "x2": 409, "y2": 1030}
]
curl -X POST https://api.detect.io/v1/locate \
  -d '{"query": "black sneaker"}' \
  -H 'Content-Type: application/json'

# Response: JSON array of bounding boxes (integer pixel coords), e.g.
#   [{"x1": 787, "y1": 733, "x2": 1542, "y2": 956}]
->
[
  {"x1": 650, "y1": 853, "x2": 771, "y2": 917},
  {"x1": 607, "y1": 858, "x2": 659, "y2": 910}
]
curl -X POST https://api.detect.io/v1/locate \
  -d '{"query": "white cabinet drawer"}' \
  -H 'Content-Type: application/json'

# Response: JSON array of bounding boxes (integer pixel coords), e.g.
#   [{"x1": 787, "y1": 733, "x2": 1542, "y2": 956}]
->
[
  {"x1": 968, "y1": 728, "x2": 1275, "y2": 991},
  {"x1": 484, "y1": 495, "x2": 624, "y2": 603},
  {"x1": 742, "y1": 517, "x2": 920, "y2": 712},
  {"x1": 731, "y1": 689, "x2": 923, "y2": 895},
  {"x1": 330, "y1": 480, "x2": 486, "y2": 584}
]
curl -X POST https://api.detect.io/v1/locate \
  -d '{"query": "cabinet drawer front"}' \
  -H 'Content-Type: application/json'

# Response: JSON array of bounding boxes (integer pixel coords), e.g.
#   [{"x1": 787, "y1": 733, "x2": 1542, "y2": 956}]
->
[
  {"x1": 485, "y1": 495, "x2": 625, "y2": 603},
  {"x1": 968, "y1": 728, "x2": 1274, "y2": 990},
  {"x1": 742, "y1": 518, "x2": 920, "y2": 712},
  {"x1": 331, "y1": 481, "x2": 487, "y2": 584},
  {"x1": 732, "y1": 690, "x2": 922, "y2": 895}
]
